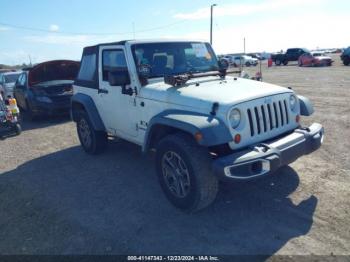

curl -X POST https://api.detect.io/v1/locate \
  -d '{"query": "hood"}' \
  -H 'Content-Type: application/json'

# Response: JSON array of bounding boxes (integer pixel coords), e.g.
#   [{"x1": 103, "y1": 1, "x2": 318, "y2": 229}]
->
[
  {"x1": 28, "y1": 60, "x2": 79, "y2": 86},
  {"x1": 5, "y1": 83, "x2": 15, "y2": 89},
  {"x1": 140, "y1": 75, "x2": 292, "y2": 110}
]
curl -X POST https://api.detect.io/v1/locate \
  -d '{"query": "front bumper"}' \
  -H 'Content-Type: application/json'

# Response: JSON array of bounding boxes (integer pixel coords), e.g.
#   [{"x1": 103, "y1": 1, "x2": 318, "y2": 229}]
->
[
  {"x1": 212, "y1": 123, "x2": 324, "y2": 180},
  {"x1": 30, "y1": 97, "x2": 71, "y2": 116}
]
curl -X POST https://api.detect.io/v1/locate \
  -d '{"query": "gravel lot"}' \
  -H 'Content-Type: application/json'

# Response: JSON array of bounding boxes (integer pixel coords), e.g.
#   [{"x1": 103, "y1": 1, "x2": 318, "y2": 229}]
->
[{"x1": 0, "y1": 54, "x2": 349, "y2": 256}]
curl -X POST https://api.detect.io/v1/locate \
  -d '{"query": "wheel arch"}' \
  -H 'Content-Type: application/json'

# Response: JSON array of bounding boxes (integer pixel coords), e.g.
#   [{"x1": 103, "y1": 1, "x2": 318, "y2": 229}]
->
[
  {"x1": 71, "y1": 93, "x2": 105, "y2": 131},
  {"x1": 142, "y1": 110, "x2": 232, "y2": 152}
]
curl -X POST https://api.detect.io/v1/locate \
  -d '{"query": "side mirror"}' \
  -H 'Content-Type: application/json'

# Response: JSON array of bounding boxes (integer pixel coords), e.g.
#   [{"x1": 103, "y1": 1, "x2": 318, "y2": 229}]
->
[
  {"x1": 108, "y1": 69, "x2": 131, "y2": 87},
  {"x1": 218, "y1": 59, "x2": 229, "y2": 71}
]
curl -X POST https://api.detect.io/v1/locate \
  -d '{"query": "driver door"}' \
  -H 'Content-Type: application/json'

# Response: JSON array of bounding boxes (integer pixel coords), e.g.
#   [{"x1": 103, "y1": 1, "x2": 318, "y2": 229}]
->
[{"x1": 96, "y1": 46, "x2": 139, "y2": 140}]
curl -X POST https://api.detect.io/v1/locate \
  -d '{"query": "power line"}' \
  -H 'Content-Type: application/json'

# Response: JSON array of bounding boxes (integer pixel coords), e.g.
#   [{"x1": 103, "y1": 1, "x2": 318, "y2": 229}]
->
[{"x1": 0, "y1": 20, "x2": 188, "y2": 36}]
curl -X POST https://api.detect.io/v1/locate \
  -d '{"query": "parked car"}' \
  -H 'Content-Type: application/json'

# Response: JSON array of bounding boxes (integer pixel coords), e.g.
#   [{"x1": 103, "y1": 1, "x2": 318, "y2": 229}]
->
[
  {"x1": 13, "y1": 60, "x2": 79, "y2": 120},
  {"x1": 225, "y1": 55, "x2": 258, "y2": 67},
  {"x1": 71, "y1": 39, "x2": 324, "y2": 212},
  {"x1": 298, "y1": 52, "x2": 333, "y2": 67},
  {"x1": 271, "y1": 48, "x2": 309, "y2": 66},
  {"x1": 247, "y1": 53, "x2": 264, "y2": 60},
  {"x1": 0, "y1": 71, "x2": 21, "y2": 99},
  {"x1": 340, "y1": 47, "x2": 350, "y2": 66}
]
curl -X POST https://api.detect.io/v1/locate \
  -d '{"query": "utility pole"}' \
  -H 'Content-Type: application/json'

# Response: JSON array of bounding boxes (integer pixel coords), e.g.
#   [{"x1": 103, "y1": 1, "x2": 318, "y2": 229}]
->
[
  {"x1": 244, "y1": 37, "x2": 246, "y2": 54},
  {"x1": 210, "y1": 4, "x2": 217, "y2": 45}
]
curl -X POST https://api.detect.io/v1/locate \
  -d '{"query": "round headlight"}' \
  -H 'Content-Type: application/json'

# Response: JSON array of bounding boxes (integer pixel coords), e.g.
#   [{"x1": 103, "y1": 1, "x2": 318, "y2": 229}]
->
[
  {"x1": 289, "y1": 95, "x2": 297, "y2": 111},
  {"x1": 229, "y1": 108, "x2": 241, "y2": 129}
]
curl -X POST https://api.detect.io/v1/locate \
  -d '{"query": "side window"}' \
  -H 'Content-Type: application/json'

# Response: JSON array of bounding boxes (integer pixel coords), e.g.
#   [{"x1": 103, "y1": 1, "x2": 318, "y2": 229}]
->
[
  {"x1": 77, "y1": 54, "x2": 96, "y2": 81},
  {"x1": 16, "y1": 74, "x2": 23, "y2": 86},
  {"x1": 102, "y1": 50, "x2": 127, "y2": 81},
  {"x1": 20, "y1": 74, "x2": 27, "y2": 86}
]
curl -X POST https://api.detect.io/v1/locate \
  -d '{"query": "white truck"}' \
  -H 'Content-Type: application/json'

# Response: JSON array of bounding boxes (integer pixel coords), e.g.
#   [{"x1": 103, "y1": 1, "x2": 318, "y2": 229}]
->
[{"x1": 71, "y1": 40, "x2": 324, "y2": 212}]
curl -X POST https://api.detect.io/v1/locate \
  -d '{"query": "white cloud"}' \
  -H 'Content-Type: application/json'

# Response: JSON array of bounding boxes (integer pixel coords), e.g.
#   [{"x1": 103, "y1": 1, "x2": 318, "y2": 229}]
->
[
  {"x1": 0, "y1": 26, "x2": 10, "y2": 31},
  {"x1": 0, "y1": 50, "x2": 30, "y2": 65},
  {"x1": 49, "y1": 24, "x2": 60, "y2": 32},
  {"x1": 168, "y1": 13, "x2": 350, "y2": 53},
  {"x1": 23, "y1": 34, "x2": 122, "y2": 47},
  {"x1": 174, "y1": 0, "x2": 325, "y2": 20}
]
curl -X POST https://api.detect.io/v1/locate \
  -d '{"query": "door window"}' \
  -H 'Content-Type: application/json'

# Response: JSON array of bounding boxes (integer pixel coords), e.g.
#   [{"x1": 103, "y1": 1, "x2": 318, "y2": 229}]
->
[{"x1": 102, "y1": 50, "x2": 127, "y2": 81}]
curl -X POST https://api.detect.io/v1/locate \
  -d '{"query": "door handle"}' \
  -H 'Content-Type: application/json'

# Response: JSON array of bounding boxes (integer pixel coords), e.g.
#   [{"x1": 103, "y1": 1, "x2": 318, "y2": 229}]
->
[{"x1": 98, "y1": 89, "x2": 108, "y2": 94}]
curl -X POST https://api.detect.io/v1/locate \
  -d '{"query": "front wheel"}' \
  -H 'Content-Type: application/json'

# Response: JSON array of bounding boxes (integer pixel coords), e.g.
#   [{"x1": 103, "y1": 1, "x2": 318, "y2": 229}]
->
[
  {"x1": 155, "y1": 133, "x2": 218, "y2": 213},
  {"x1": 343, "y1": 57, "x2": 350, "y2": 66},
  {"x1": 76, "y1": 111, "x2": 107, "y2": 154}
]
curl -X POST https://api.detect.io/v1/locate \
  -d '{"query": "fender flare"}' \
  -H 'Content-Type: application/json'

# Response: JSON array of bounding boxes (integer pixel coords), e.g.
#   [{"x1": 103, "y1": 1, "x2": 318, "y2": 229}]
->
[
  {"x1": 298, "y1": 95, "x2": 314, "y2": 116},
  {"x1": 71, "y1": 93, "x2": 105, "y2": 131},
  {"x1": 142, "y1": 110, "x2": 232, "y2": 152}
]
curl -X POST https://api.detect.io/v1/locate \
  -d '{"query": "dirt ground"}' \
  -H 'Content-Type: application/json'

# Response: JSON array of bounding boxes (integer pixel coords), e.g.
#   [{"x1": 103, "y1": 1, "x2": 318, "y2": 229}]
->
[{"x1": 0, "y1": 54, "x2": 349, "y2": 256}]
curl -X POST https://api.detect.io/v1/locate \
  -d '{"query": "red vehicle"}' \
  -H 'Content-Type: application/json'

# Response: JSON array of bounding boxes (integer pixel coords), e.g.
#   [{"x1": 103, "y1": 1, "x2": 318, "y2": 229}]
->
[{"x1": 298, "y1": 52, "x2": 333, "y2": 67}]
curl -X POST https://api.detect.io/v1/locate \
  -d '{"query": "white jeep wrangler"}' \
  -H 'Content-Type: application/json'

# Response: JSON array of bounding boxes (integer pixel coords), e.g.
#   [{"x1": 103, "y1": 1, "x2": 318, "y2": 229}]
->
[{"x1": 71, "y1": 40, "x2": 324, "y2": 212}]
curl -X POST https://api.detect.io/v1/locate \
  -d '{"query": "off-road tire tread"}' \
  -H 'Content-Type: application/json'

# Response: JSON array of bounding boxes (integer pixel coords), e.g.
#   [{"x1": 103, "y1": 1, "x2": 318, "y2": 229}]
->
[{"x1": 156, "y1": 133, "x2": 218, "y2": 213}]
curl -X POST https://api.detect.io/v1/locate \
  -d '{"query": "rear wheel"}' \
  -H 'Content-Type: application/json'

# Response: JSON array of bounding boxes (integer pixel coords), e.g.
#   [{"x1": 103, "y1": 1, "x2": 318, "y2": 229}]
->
[
  {"x1": 245, "y1": 61, "x2": 251, "y2": 67},
  {"x1": 14, "y1": 123, "x2": 21, "y2": 135},
  {"x1": 283, "y1": 60, "x2": 288, "y2": 65},
  {"x1": 76, "y1": 110, "x2": 107, "y2": 154},
  {"x1": 25, "y1": 101, "x2": 39, "y2": 121},
  {"x1": 343, "y1": 56, "x2": 350, "y2": 66},
  {"x1": 275, "y1": 59, "x2": 281, "y2": 66},
  {"x1": 155, "y1": 133, "x2": 218, "y2": 213}
]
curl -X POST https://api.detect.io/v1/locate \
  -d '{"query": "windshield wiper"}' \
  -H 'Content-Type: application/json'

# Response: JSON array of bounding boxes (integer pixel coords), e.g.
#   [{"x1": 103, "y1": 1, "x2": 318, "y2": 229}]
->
[{"x1": 164, "y1": 70, "x2": 223, "y2": 87}]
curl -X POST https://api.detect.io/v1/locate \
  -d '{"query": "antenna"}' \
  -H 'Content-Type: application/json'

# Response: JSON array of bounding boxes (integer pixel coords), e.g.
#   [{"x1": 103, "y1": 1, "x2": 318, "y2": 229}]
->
[{"x1": 28, "y1": 55, "x2": 32, "y2": 66}]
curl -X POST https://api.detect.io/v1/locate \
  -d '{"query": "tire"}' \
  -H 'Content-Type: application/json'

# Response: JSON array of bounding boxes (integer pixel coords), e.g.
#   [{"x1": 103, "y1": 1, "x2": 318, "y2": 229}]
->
[
  {"x1": 245, "y1": 61, "x2": 251, "y2": 67},
  {"x1": 343, "y1": 57, "x2": 350, "y2": 66},
  {"x1": 298, "y1": 60, "x2": 303, "y2": 67},
  {"x1": 275, "y1": 59, "x2": 281, "y2": 66},
  {"x1": 155, "y1": 133, "x2": 218, "y2": 212},
  {"x1": 14, "y1": 123, "x2": 21, "y2": 135},
  {"x1": 26, "y1": 101, "x2": 39, "y2": 121},
  {"x1": 76, "y1": 110, "x2": 108, "y2": 154},
  {"x1": 283, "y1": 60, "x2": 288, "y2": 66}
]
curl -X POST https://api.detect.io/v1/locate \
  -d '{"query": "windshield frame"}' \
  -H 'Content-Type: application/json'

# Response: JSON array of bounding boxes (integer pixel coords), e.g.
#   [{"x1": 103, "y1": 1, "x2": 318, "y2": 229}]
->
[{"x1": 131, "y1": 41, "x2": 219, "y2": 79}]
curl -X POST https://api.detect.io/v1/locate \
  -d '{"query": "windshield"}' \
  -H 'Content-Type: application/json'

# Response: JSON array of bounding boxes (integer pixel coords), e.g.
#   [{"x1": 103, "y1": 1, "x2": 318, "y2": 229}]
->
[
  {"x1": 4, "y1": 73, "x2": 20, "y2": 83},
  {"x1": 131, "y1": 42, "x2": 219, "y2": 78}
]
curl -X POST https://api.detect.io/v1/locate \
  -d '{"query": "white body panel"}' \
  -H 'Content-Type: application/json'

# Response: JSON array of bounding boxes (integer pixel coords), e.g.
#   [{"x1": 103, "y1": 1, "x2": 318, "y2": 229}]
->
[{"x1": 74, "y1": 40, "x2": 300, "y2": 150}]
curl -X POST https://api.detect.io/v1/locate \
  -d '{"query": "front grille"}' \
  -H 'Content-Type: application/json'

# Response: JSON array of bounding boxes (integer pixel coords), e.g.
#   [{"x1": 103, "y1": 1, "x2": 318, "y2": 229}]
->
[{"x1": 247, "y1": 99, "x2": 290, "y2": 137}]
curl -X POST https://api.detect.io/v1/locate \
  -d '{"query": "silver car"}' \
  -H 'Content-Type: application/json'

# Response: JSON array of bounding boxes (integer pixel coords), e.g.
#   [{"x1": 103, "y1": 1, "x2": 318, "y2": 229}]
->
[{"x1": 0, "y1": 71, "x2": 22, "y2": 99}]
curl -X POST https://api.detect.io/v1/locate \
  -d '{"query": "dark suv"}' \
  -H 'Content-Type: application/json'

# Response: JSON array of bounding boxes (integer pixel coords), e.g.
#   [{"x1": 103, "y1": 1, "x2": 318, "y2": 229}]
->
[
  {"x1": 341, "y1": 47, "x2": 350, "y2": 66},
  {"x1": 14, "y1": 60, "x2": 79, "y2": 120}
]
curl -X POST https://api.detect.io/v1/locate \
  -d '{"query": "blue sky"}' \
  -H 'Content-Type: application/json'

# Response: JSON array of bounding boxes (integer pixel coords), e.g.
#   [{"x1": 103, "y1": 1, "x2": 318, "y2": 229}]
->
[{"x1": 0, "y1": 0, "x2": 349, "y2": 65}]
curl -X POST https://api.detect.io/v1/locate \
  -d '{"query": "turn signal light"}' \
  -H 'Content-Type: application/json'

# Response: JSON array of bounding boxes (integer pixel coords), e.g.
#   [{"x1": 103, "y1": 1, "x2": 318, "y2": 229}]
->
[
  {"x1": 194, "y1": 132, "x2": 203, "y2": 142},
  {"x1": 234, "y1": 134, "x2": 241, "y2": 144}
]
